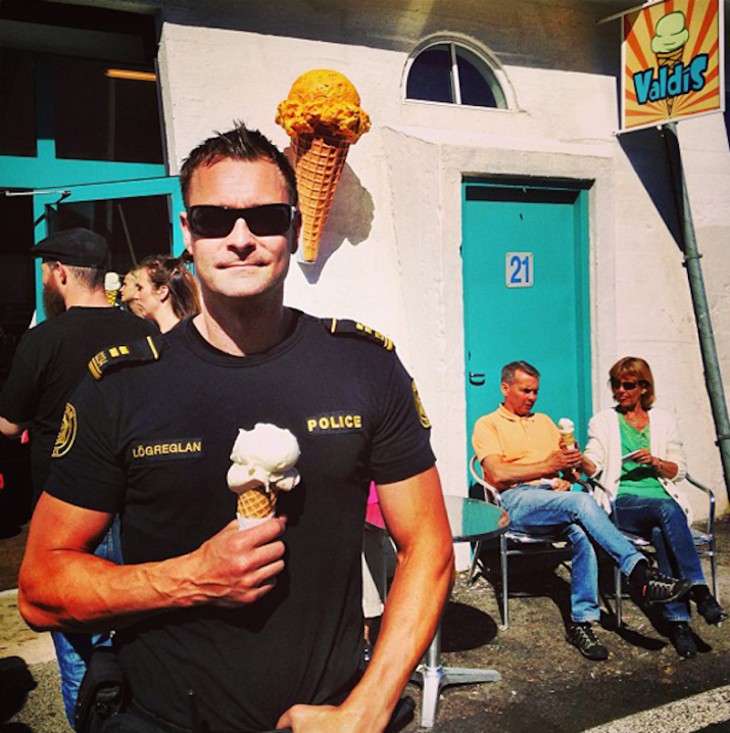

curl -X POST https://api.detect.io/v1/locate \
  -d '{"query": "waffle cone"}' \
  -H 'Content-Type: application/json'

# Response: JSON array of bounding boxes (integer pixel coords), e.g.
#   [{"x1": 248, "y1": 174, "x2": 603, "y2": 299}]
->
[
  {"x1": 655, "y1": 46, "x2": 685, "y2": 116},
  {"x1": 292, "y1": 133, "x2": 350, "y2": 262},
  {"x1": 237, "y1": 487, "x2": 277, "y2": 520}
]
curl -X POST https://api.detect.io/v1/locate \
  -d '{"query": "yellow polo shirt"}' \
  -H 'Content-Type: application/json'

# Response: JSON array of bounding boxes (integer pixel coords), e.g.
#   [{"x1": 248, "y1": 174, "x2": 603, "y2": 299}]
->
[{"x1": 472, "y1": 404, "x2": 561, "y2": 466}]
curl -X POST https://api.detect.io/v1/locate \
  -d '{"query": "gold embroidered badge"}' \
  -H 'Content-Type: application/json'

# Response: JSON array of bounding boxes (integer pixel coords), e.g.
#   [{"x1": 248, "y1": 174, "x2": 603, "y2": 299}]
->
[
  {"x1": 411, "y1": 380, "x2": 431, "y2": 429},
  {"x1": 52, "y1": 402, "x2": 78, "y2": 458}
]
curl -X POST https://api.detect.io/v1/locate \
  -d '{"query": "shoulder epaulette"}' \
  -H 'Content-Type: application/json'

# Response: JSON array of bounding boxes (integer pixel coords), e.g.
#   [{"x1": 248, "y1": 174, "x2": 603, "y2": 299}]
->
[
  {"x1": 88, "y1": 335, "x2": 164, "y2": 380},
  {"x1": 322, "y1": 318, "x2": 395, "y2": 351}
]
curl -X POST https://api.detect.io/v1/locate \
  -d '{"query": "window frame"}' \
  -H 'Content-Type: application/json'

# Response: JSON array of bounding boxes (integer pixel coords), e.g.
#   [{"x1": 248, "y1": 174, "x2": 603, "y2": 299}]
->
[{"x1": 403, "y1": 36, "x2": 514, "y2": 111}]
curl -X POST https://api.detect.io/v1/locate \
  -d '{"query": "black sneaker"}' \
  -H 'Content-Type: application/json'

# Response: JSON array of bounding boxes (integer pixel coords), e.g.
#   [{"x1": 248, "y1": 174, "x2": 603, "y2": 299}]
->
[
  {"x1": 696, "y1": 594, "x2": 728, "y2": 625},
  {"x1": 640, "y1": 570, "x2": 692, "y2": 605},
  {"x1": 566, "y1": 623, "x2": 609, "y2": 661},
  {"x1": 669, "y1": 622, "x2": 697, "y2": 658}
]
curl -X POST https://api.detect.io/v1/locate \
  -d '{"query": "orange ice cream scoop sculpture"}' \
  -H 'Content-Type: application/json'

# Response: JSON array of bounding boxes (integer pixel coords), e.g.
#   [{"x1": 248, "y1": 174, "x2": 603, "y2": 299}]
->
[{"x1": 276, "y1": 69, "x2": 371, "y2": 262}]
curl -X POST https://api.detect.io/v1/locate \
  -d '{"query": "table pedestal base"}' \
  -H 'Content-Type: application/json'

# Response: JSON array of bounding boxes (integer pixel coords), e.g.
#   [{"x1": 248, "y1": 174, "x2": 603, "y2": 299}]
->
[{"x1": 410, "y1": 626, "x2": 501, "y2": 728}]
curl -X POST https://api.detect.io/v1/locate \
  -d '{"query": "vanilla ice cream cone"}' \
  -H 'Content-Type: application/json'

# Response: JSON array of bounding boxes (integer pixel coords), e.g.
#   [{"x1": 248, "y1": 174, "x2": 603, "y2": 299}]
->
[
  {"x1": 227, "y1": 423, "x2": 301, "y2": 530},
  {"x1": 292, "y1": 133, "x2": 350, "y2": 262},
  {"x1": 557, "y1": 418, "x2": 576, "y2": 450}
]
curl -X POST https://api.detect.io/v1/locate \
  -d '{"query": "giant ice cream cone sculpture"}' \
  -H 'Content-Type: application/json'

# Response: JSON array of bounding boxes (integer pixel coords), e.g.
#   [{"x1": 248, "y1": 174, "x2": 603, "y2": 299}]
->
[
  {"x1": 276, "y1": 69, "x2": 371, "y2": 262},
  {"x1": 651, "y1": 11, "x2": 689, "y2": 117},
  {"x1": 227, "y1": 423, "x2": 301, "y2": 530}
]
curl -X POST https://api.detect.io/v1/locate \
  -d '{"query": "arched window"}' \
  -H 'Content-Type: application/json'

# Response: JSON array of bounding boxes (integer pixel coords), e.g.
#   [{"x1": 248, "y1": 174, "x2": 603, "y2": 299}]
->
[{"x1": 405, "y1": 41, "x2": 508, "y2": 109}]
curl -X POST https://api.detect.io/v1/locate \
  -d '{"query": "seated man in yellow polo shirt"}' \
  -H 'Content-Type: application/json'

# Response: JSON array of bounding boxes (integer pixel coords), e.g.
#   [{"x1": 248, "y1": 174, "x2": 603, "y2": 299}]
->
[{"x1": 472, "y1": 360, "x2": 691, "y2": 661}]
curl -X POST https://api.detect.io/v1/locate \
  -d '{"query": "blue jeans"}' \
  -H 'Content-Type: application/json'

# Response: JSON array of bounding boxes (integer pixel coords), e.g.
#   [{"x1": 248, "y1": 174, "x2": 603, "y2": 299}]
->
[
  {"x1": 500, "y1": 485, "x2": 646, "y2": 623},
  {"x1": 614, "y1": 495, "x2": 705, "y2": 622},
  {"x1": 52, "y1": 517, "x2": 122, "y2": 724}
]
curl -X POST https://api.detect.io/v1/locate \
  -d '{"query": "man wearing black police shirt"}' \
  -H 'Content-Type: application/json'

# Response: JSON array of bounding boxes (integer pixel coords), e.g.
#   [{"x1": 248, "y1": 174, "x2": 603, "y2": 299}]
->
[
  {"x1": 0, "y1": 229, "x2": 156, "y2": 502},
  {"x1": 0, "y1": 228, "x2": 157, "y2": 724},
  {"x1": 19, "y1": 124, "x2": 455, "y2": 733}
]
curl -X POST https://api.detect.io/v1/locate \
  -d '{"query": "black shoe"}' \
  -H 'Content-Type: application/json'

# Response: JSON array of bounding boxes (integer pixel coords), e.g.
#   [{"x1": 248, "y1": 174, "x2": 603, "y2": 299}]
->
[
  {"x1": 669, "y1": 622, "x2": 697, "y2": 658},
  {"x1": 696, "y1": 594, "x2": 728, "y2": 625},
  {"x1": 639, "y1": 570, "x2": 692, "y2": 605},
  {"x1": 566, "y1": 623, "x2": 609, "y2": 661}
]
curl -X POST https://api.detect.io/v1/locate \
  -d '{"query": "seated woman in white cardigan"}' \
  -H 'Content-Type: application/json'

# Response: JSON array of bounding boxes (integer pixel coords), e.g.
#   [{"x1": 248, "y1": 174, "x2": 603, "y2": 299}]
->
[{"x1": 581, "y1": 356, "x2": 725, "y2": 659}]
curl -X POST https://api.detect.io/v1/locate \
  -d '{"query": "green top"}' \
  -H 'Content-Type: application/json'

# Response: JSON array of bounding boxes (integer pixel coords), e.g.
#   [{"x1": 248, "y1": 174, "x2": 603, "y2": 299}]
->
[{"x1": 617, "y1": 414, "x2": 671, "y2": 500}]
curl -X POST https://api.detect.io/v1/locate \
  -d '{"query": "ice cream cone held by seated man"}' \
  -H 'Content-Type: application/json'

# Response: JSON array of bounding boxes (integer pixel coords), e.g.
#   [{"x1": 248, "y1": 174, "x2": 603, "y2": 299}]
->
[
  {"x1": 471, "y1": 360, "x2": 692, "y2": 662},
  {"x1": 18, "y1": 122, "x2": 454, "y2": 733}
]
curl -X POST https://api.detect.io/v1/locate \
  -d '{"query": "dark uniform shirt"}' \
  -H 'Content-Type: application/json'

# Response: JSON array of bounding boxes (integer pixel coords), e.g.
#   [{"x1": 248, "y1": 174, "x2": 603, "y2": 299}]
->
[
  {"x1": 0, "y1": 307, "x2": 156, "y2": 501},
  {"x1": 46, "y1": 311, "x2": 435, "y2": 732}
]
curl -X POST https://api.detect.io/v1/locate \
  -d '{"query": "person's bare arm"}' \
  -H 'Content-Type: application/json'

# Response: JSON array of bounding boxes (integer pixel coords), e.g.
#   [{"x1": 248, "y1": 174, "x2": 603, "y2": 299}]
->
[
  {"x1": 0, "y1": 416, "x2": 23, "y2": 438},
  {"x1": 18, "y1": 493, "x2": 286, "y2": 633},
  {"x1": 482, "y1": 447, "x2": 583, "y2": 491},
  {"x1": 277, "y1": 466, "x2": 455, "y2": 733}
]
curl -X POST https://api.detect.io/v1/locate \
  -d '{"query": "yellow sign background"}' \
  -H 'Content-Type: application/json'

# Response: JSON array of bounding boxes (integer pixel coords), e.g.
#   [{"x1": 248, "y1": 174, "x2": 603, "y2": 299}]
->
[{"x1": 622, "y1": 0, "x2": 723, "y2": 131}]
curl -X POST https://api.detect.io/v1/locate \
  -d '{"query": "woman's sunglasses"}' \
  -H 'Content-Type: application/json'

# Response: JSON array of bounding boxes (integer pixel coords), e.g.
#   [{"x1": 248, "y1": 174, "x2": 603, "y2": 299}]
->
[
  {"x1": 610, "y1": 378, "x2": 643, "y2": 391},
  {"x1": 187, "y1": 204, "x2": 297, "y2": 238}
]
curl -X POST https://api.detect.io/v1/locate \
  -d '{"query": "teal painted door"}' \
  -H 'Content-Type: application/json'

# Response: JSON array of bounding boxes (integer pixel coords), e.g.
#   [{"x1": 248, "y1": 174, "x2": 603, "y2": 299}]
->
[{"x1": 462, "y1": 181, "x2": 592, "y2": 448}]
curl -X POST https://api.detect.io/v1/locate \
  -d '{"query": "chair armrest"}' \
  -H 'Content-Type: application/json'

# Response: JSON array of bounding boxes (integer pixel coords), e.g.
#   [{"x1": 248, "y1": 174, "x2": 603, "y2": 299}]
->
[
  {"x1": 469, "y1": 455, "x2": 503, "y2": 507},
  {"x1": 685, "y1": 473, "x2": 716, "y2": 533}
]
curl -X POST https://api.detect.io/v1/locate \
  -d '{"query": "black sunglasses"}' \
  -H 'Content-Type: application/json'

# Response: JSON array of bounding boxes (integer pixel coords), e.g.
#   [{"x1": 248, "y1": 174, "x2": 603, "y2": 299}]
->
[
  {"x1": 610, "y1": 378, "x2": 642, "y2": 391},
  {"x1": 187, "y1": 204, "x2": 296, "y2": 238}
]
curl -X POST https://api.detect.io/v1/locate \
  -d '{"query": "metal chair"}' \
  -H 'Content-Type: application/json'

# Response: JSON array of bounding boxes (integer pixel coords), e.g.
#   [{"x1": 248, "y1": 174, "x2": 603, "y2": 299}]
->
[
  {"x1": 468, "y1": 455, "x2": 572, "y2": 629},
  {"x1": 590, "y1": 475, "x2": 718, "y2": 627}
]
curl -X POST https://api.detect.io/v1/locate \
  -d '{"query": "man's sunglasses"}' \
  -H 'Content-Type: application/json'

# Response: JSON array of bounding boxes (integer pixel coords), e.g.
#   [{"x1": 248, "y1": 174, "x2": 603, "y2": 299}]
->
[
  {"x1": 610, "y1": 378, "x2": 642, "y2": 391},
  {"x1": 187, "y1": 204, "x2": 297, "y2": 238}
]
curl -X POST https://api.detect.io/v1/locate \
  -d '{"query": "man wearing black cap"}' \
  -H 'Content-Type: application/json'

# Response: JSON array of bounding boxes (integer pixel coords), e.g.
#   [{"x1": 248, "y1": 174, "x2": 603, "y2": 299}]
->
[{"x1": 0, "y1": 227, "x2": 157, "y2": 723}]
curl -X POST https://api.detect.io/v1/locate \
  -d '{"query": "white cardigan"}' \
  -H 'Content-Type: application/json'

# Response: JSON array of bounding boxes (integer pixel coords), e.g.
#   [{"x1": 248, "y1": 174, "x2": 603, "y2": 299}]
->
[{"x1": 583, "y1": 407, "x2": 693, "y2": 524}]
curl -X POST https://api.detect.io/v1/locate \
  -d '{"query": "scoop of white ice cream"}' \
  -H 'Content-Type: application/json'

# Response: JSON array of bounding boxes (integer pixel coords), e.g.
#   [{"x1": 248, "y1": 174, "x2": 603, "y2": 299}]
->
[
  {"x1": 227, "y1": 423, "x2": 301, "y2": 494},
  {"x1": 557, "y1": 418, "x2": 574, "y2": 433}
]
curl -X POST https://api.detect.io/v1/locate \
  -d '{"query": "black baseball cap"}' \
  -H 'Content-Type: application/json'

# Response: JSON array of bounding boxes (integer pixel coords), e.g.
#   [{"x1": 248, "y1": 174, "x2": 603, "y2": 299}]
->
[{"x1": 31, "y1": 228, "x2": 110, "y2": 269}]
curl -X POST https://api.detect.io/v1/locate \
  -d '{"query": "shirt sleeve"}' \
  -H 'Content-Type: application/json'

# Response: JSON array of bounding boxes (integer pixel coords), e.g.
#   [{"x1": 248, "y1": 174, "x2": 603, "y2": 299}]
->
[
  {"x1": 43, "y1": 375, "x2": 126, "y2": 513},
  {"x1": 368, "y1": 354, "x2": 435, "y2": 485},
  {"x1": 471, "y1": 415, "x2": 500, "y2": 462}
]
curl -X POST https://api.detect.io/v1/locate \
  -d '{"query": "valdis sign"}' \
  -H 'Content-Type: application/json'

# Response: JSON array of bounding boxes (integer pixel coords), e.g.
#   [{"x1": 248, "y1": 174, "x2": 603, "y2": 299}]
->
[{"x1": 621, "y1": 0, "x2": 724, "y2": 131}]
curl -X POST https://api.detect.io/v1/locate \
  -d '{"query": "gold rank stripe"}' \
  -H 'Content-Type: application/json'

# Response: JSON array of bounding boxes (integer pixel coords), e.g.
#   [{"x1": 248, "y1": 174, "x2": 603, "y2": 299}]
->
[{"x1": 147, "y1": 335, "x2": 159, "y2": 359}]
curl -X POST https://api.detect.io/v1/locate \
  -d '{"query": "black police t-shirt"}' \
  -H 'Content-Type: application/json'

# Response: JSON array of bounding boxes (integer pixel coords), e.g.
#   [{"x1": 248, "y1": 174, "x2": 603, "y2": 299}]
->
[
  {"x1": 47, "y1": 311, "x2": 435, "y2": 732},
  {"x1": 0, "y1": 307, "x2": 156, "y2": 500}
]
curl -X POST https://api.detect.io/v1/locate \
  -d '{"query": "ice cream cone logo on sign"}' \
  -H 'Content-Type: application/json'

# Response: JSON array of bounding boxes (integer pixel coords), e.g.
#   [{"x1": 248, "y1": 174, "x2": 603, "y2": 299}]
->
[
  {"x1": 227, "y1": 423, "x2": 301, "y2": 530},
  {"x1": 276, "y1": 69, "x2": 371, "y2": 262},
  {"x1": 621, "y1": 0, "x2": 722, "y2": 132},
  {"x1": 651, "y1": 12, "x2": 690, "y2": 116}
]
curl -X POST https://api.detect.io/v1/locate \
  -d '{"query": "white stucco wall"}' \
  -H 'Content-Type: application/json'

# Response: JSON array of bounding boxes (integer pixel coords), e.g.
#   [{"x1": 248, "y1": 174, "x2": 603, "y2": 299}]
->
[{"x1": 154, "y1": 1, "x2": 730, "y2": 542}]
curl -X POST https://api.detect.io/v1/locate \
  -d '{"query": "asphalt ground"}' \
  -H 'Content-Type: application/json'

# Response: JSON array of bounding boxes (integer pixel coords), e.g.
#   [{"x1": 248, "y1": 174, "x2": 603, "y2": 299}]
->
[{"x1": 2, "y1": 513, "x2": 730, "y2": 732}]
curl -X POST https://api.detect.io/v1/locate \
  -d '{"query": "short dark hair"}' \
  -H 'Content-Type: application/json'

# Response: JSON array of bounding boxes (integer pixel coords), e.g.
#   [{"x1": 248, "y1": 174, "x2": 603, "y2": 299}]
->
[
  {"x1": 501, "y1": 361, "x2": 540, "y2": 384},
  {"x1": 49, "y1": 262, "x2": 106, "y2": 290},
  {"x1": 179, "y1": 122, "x2": 298, "y2": 207}
]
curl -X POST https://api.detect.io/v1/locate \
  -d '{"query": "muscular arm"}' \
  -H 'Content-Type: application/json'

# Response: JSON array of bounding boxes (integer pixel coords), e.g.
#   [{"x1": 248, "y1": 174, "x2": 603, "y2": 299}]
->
[
  {"x1": 482, "y1": 448, "x2": 583, "y2": 491},
  {"x1": 278, "y1": 466, "x2": 455, "y2": 733},
  {"x1": 18, "y1": 493, "x2": 286, "y2": 633}
]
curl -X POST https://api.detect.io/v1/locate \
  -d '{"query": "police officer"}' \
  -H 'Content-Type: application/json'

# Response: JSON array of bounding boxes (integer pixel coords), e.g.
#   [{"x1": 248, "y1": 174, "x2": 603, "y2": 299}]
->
[{"x1": 19, "y1": 125, "x2": 454, "y2": 733}]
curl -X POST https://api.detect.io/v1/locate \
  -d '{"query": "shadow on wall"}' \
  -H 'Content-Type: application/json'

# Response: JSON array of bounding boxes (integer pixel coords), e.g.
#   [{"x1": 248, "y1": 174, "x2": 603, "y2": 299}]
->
[
  {"x1": 617, "y1": 125, "x2": 684, "y2": 252},
  {"x1": 294, "y1": 162, "x2": 375, "y2": 283}
]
